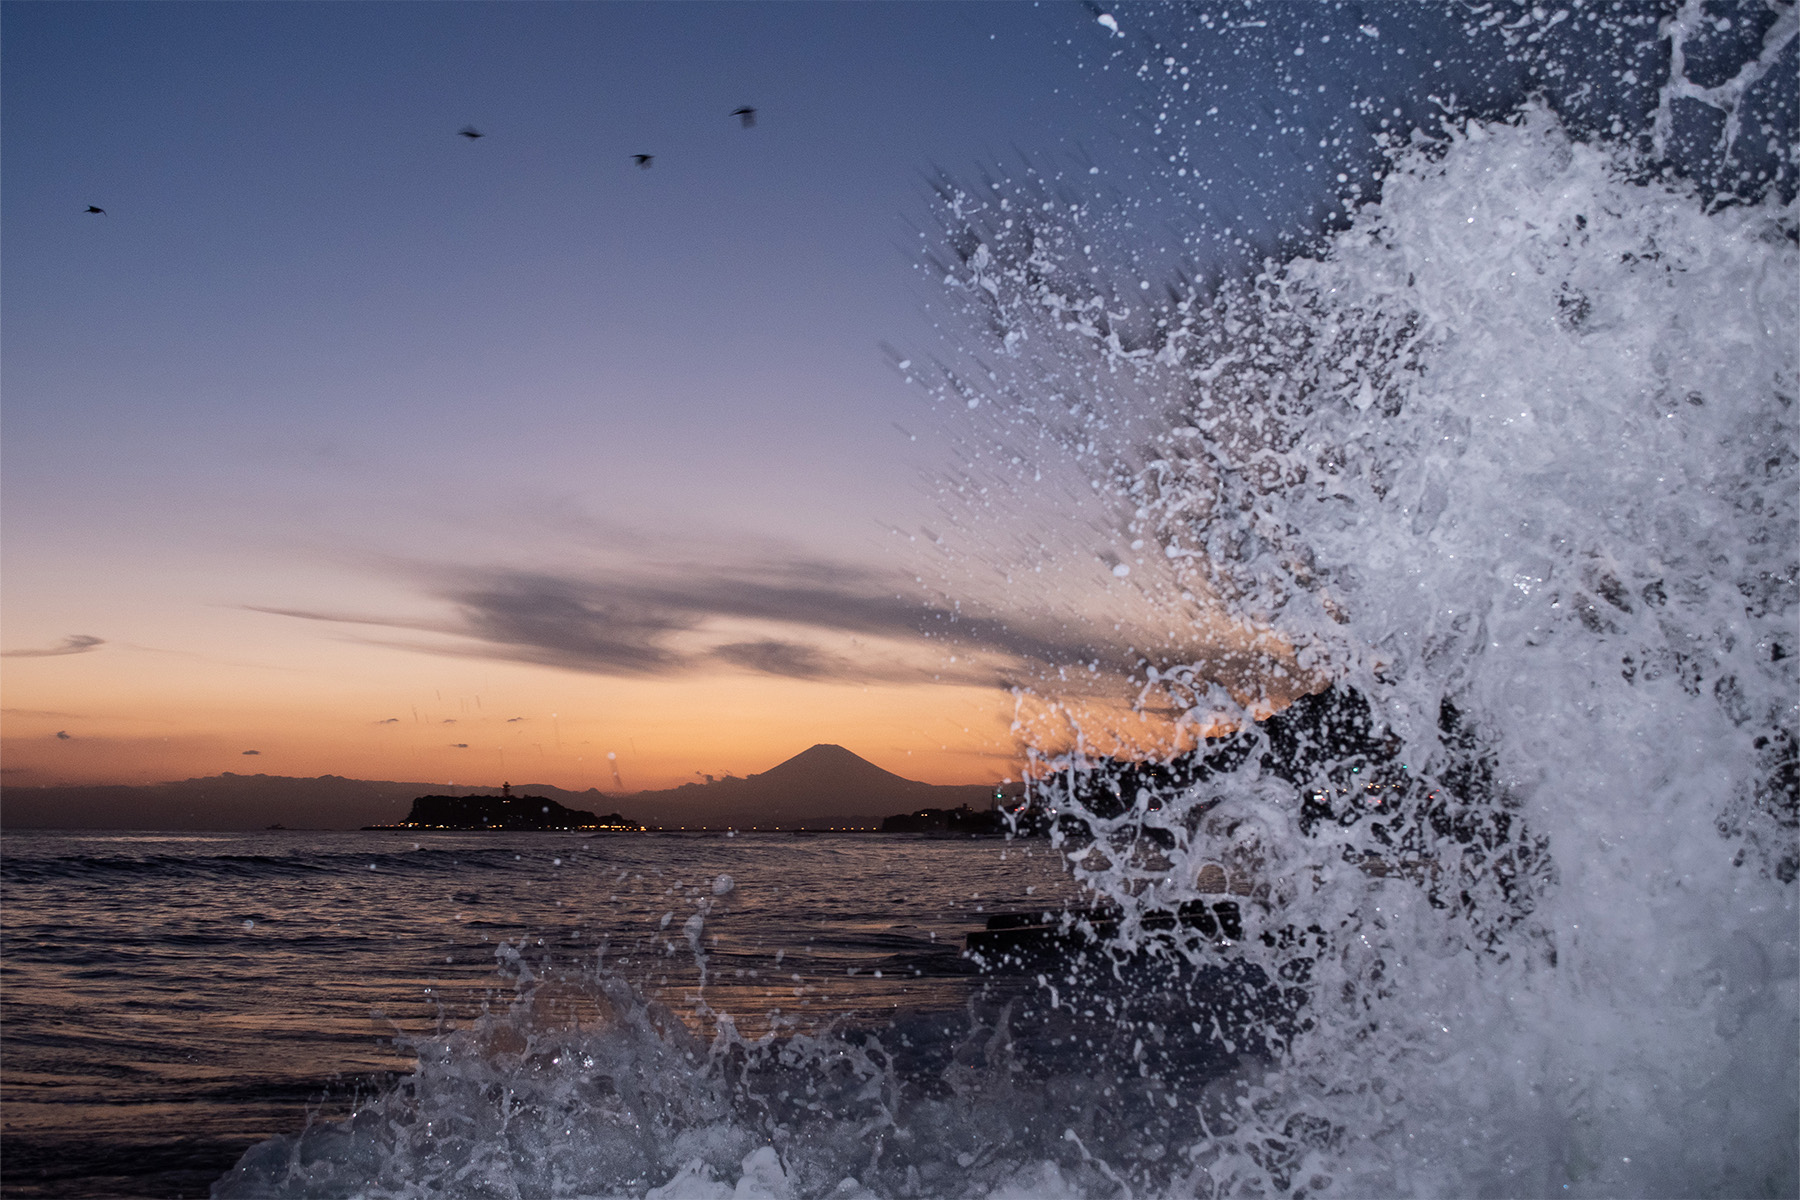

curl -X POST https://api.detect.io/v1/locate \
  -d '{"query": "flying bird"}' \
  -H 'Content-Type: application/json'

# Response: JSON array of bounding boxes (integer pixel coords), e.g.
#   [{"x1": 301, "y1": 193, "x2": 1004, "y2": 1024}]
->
[
  {"x1": 633, "y1": 154, "x2": 653, "y2": 169},
  {"x1": 85, "y1": 205, "x2": 106, "y2": 215},
  {"x1": 731, "y1": 106, "x2": 757, "y2": 128},
  {"x1": 458, "y1": 126, "x2": 484, "y2": 140}
]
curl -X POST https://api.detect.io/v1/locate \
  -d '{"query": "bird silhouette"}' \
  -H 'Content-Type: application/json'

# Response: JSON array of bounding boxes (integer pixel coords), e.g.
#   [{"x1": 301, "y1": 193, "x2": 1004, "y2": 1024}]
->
[
  {"x1": 458, "y1": 126, "x2": 484, "y2": 140},
  {"x1": 732, "y1": 106, "x2": 757, "y2": 128},
  {"x1": 633, "y1": 154, "x2": 653, "y2": 169},
  {"x1": 85, "y1": 205, "x2": 106, "y2": 215}
]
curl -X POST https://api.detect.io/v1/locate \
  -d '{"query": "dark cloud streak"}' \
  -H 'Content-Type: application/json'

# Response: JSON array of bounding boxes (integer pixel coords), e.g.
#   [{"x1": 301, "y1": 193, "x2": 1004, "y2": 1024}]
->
[
  {"x1": 3, "y1": 635, "x2": 104, "y2": 658},
  {"x1": 251, "y1": 557, "x2": 1154, "y2": 687},
  {"x1": 711, "y1": 639, "x2": 844, "y2": 680}
]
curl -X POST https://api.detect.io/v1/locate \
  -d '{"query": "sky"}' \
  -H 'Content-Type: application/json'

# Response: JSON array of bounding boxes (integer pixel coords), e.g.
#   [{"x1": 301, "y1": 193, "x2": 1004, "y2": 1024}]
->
[
  {"x1": 4, "y1": 1, "x2": 1152, "y2": 792},
  {"x1": 10, "y1": 1, "x2": 1766, "y2": 799}
]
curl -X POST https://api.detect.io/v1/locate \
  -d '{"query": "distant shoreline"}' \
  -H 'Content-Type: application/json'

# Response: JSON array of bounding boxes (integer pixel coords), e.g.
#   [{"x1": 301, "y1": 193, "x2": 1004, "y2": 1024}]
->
[{"x1": 0, "y1": 746, "x2": 1011, "y2": 832}]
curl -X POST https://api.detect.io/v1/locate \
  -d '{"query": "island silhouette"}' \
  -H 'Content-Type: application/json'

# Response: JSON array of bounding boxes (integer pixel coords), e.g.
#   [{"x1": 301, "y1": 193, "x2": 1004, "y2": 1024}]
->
[{"x1": 365, "y1": 782, "x2": 645, "y2": 832}]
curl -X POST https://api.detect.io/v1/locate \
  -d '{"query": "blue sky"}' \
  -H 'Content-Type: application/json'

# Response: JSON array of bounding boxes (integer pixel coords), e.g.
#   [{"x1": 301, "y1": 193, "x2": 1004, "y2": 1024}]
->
[{"x1": 4, "y1": 2, "x2": 1109, "y2": 564}]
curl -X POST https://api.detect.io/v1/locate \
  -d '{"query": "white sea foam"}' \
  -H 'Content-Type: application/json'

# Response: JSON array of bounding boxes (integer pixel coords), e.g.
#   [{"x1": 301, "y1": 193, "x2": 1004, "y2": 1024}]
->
[{"x1": 923, "y1": 91, "x2": 1796, "y2": 1198}]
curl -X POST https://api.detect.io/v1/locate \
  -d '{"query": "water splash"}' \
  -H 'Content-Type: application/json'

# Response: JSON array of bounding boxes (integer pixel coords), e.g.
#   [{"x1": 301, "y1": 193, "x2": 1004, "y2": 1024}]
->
[
  {"x1": 913, "y1": 6, "x2": 1796, "y2": 1193},
  {"x1": 215, "y1": 938, "x2": 1281, "y2": 1199}
]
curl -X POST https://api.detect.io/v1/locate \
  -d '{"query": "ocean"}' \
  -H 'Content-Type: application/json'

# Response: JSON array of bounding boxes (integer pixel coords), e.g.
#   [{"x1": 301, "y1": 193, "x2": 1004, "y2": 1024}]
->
[{"x1": 0, "y1": 829, "x2": 1088, "y2": 1198}]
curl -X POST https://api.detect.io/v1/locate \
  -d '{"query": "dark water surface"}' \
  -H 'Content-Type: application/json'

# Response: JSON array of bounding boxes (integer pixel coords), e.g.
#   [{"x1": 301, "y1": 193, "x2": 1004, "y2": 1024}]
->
[{"x1": 1, "y1": 829, "x2": 1076, "y2": 1198}]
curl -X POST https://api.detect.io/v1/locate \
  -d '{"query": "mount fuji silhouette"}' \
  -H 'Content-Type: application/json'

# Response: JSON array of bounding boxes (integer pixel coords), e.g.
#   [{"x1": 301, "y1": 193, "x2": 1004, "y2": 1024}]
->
[{"x1": 628, "y1": 744, "x2": 996, "y2": 828}]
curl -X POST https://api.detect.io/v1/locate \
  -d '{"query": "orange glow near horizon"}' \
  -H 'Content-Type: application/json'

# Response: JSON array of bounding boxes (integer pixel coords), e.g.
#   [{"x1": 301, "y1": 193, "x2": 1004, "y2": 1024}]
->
[
  {"x1": 0, "y1": 596, "x2": 1319, "y2": 794},
  {"x1": 0, "y1": 640, "x2": 1024, "y2": 792}
]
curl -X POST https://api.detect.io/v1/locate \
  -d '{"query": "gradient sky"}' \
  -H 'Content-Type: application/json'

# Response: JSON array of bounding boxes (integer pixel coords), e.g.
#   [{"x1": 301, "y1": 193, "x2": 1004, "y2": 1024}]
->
[
  {"x1": 3, "y1": 1, "x2": 1149, "y2": 790},
  {"x1": 7, "y1": 2, "x2": 1691, "y2": 796}
]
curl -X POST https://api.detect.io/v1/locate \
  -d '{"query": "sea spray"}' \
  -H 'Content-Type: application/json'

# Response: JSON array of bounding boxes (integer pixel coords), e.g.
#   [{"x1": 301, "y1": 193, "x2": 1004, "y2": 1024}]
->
[
  {"x1": 924, "y1": 79, "x2": 1796, "y2": 1200},
  {"x1": 214, "y1": 935, "x2": 1271, "y2": 1199}
]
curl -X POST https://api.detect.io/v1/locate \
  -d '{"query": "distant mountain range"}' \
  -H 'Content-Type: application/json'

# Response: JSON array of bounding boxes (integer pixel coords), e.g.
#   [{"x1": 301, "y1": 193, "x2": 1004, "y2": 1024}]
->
[{"x1": 0, "y1": 744, "x2": 1001, "y2": 831}]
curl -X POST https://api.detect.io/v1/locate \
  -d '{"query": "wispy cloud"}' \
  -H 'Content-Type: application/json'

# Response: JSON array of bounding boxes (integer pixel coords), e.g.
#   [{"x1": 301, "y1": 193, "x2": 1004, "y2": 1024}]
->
[
  {"x1": 3, "y1": 635, "x2": 104, "y2": 658},
  {"x1": 249, "y1": 556, "x2": 1145, "y2": 687}
]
